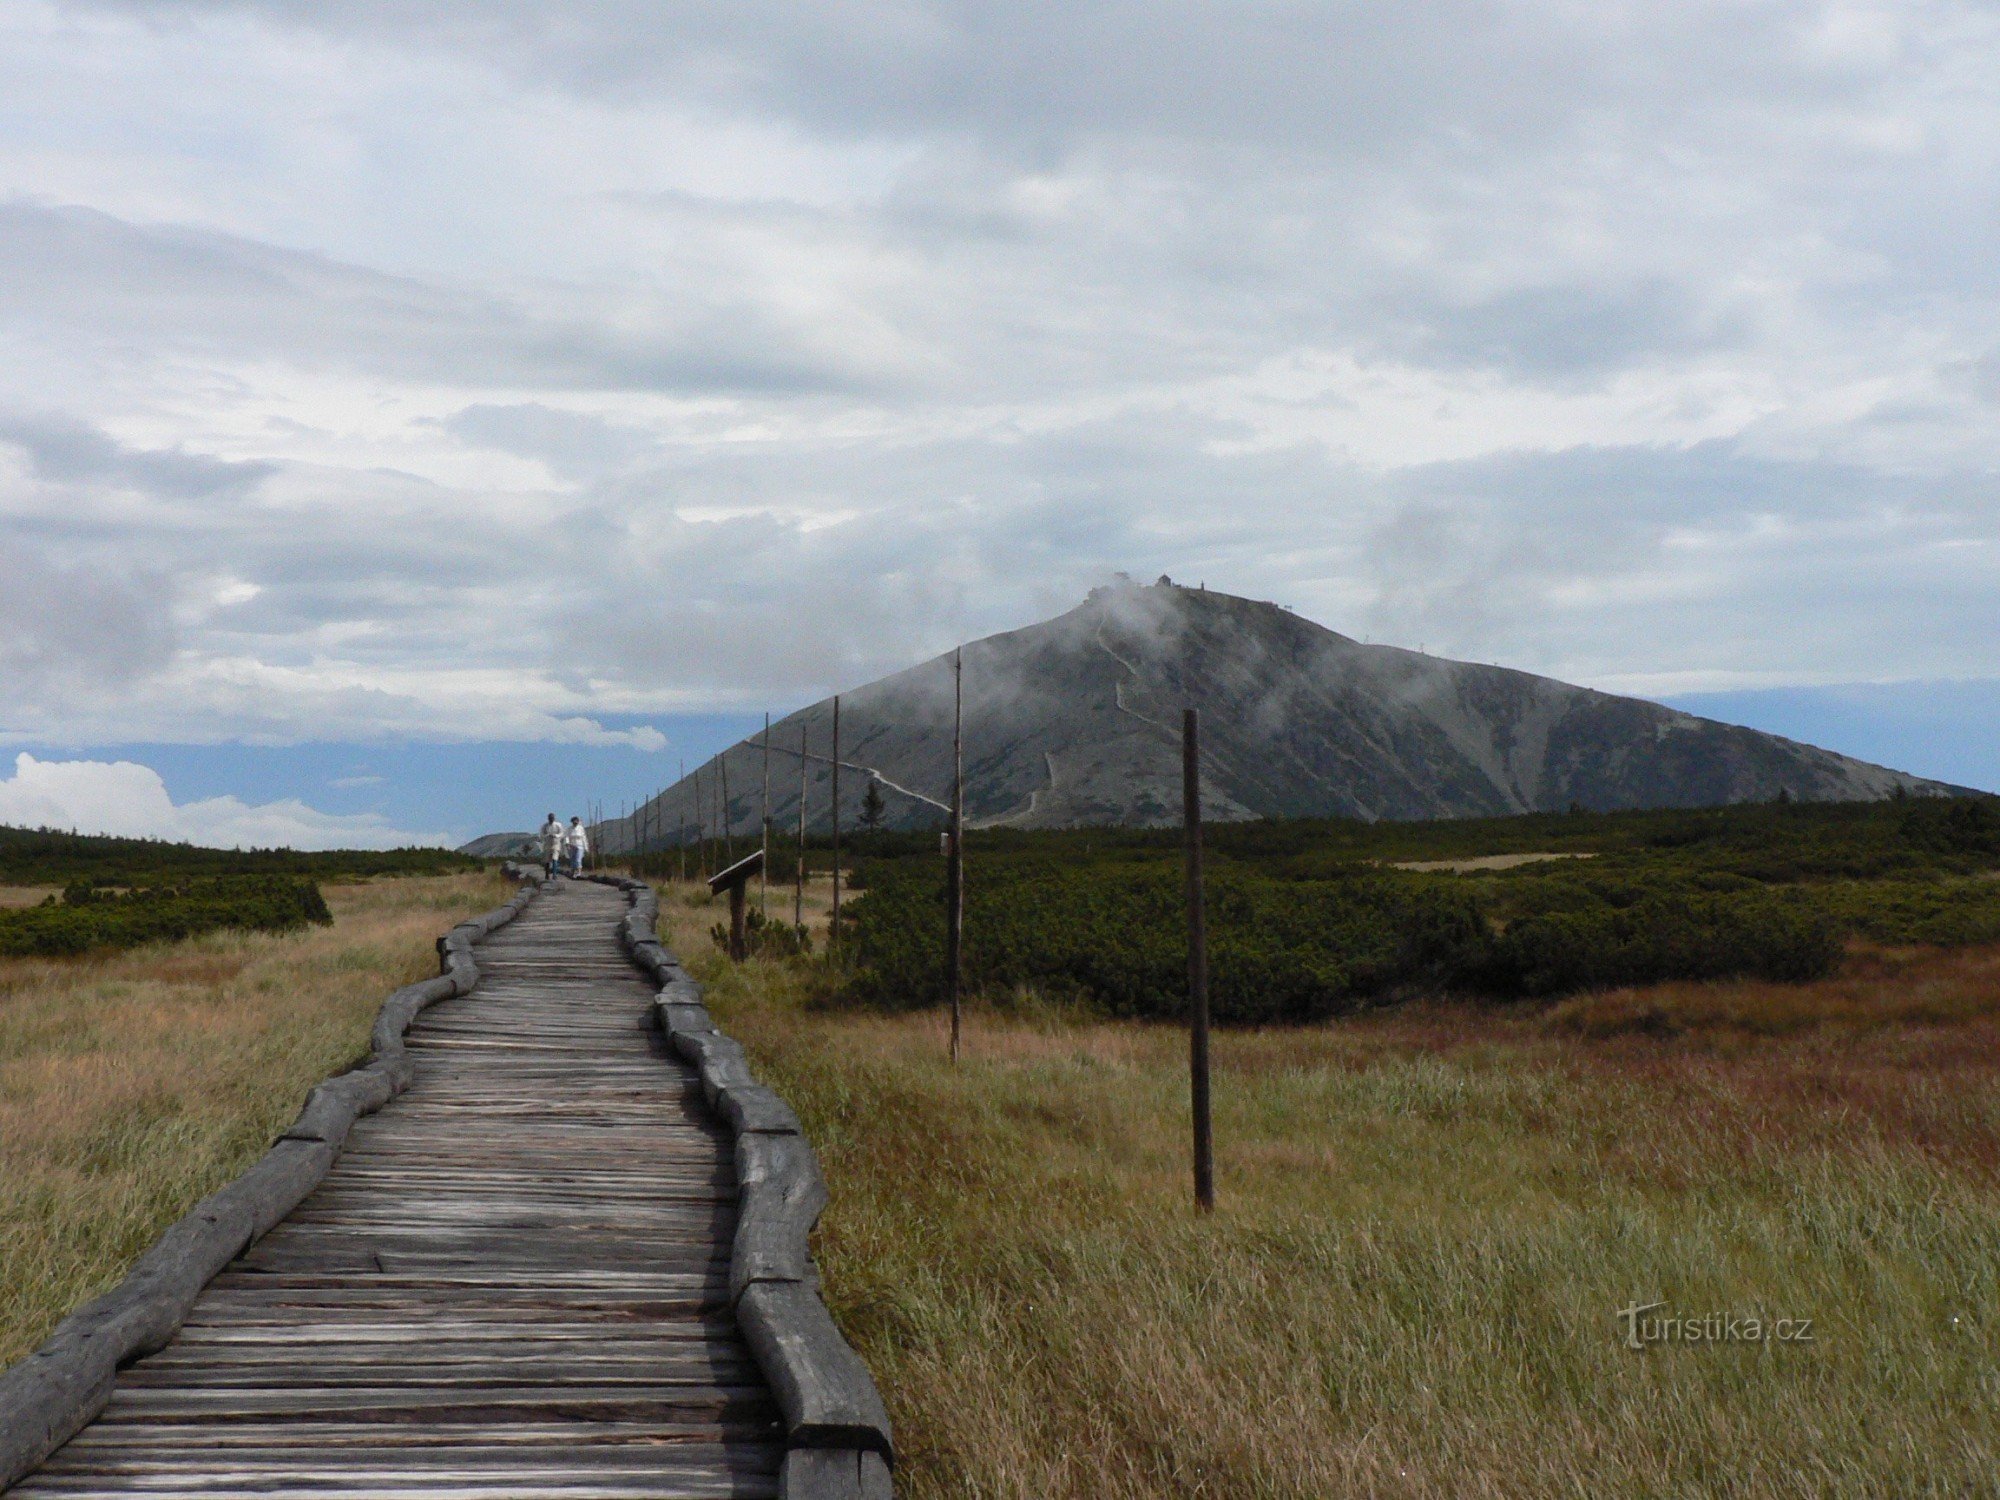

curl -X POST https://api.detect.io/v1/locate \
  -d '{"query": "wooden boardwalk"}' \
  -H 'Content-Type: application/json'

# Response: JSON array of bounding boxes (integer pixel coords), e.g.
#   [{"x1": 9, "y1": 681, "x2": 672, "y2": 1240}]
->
[{"x1": 13, "y1": 880, "x2": 784, "y2": 1499}]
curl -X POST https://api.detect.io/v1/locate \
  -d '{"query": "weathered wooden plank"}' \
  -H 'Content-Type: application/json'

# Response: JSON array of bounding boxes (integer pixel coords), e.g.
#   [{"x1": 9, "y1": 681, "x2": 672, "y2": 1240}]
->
[
  {"x1": 31, "y1": 1445, "x2": 778, "y2": 1472},
  {"x1": 94, "y1": 1386, "x2": 774, "y2": 1423},
  {"x1": 40, "y1": 1421, "x2": 776, "y2": 1449},
  {"x1": 7, "y1": 880, "x2": 790, "y2": 1497}
]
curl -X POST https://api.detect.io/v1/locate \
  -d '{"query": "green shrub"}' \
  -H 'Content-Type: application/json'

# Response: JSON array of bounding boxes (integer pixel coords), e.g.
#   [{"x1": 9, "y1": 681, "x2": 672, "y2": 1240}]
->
[
  {"x1": 0, "y1": 824, "x2": 472, "y2": 888},
  {"x1": 1483, "y1": 893, "x2": 1839, "y2": 996},
  {"x1": 800, "y1": 796, "x2": 2000, "y2": 1021},
  {"x1": 843, "y1": 859, "x2": 1849, "y2": 1020},
  {"x1": 710, "y1": 906, "x2": 815, "y2": 959},
  {"x1": 0, "y1": 877, "x2": 333, "y2": 957},
  {"x1": 843, "y1": 863, "x2": 1491, "y2": 1024}
]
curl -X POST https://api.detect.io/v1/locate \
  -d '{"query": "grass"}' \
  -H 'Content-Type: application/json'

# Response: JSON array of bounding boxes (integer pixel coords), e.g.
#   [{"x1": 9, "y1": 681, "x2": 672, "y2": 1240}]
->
[
  {"x1": 0, "y1": 870, "x2": 509, "y2": 1366},
  {"x1": 647, "y1": 876, "x2": 2000, "y2": 1498}
]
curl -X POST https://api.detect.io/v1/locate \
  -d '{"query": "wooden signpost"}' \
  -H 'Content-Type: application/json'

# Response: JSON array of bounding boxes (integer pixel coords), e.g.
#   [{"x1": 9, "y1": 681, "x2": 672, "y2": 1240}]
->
[
  {"x1": 709, "y1": 847, "x2": 766, "y2": 962},
  {"x1": 1184, "y1": 707, "x2": 1215, "y2": 1212}
]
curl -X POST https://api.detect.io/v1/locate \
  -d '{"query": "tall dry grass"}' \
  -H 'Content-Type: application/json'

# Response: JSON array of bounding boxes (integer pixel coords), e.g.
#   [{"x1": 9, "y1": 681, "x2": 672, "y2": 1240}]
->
[
  {"x1": 646, "y1": 879, "x2": 2000, "y2": 1499},
  {"x1": 0, "y1": 871, "x2": 509, "y2": 1365}
]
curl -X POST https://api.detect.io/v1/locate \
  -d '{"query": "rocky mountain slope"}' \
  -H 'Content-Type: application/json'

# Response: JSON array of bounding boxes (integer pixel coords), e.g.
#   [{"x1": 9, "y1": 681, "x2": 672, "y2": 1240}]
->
[{"x1": 592, "y1": 581, "x2": 1957, "y2": 850}]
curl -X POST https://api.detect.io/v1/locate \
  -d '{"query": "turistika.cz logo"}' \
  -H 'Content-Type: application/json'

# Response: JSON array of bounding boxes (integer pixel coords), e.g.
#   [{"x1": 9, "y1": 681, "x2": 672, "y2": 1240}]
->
[{"x1": 1617, "y1": 1300, "x2": 1814, "y2": 1350}]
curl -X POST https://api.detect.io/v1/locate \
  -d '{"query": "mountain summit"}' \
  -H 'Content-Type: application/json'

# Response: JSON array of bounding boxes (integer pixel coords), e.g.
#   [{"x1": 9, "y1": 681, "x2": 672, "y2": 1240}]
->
[{"x1": 599, "y1": 581, "x2": 1953, "y2": 849}]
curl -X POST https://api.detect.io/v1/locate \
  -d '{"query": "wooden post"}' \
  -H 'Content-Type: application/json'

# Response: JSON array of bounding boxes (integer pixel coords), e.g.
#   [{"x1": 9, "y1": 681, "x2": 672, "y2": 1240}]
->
[
  {"x1": 761, "y1": 713, "x2": 771, "y2": 916},
  {"x1": 1184, "y1": 707, "x2": 1214, "y2": 1212},
  {"x1": 677, "y1": 759, "x2": 687, "y2": 885},
  {"x1": 692, "y1": 765, "x2": 704, "y2": 880},
  {"x1": 709, "y1": 849, "x2": 763, "y2": 963},
  {"x1": 947, "y1": 647, "x2": 964, "y2": 1063},
  {"x1": 795, "y1": 725, "x2": 808, "y2": 933},
  {"x1": 721, "y1": 753, "x2": 734, "y2": 866},
  {"x1": 830, "y1": 695, "x2": 842, "y2": 951}
]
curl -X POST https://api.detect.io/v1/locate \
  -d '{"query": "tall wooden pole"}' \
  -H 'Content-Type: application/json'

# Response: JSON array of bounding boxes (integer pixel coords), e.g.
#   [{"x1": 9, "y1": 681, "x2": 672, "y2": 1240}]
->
[
  {"x1": 677, "y1": 758, "x2": 686, "y2": 885},
  {"x1": 694, "y1": 765, "x2": 706, "y2": 880},
  {"x1": 1184, "y1": 707, "x2": 1214, "y2": 1212},
  {"x1": 721, "y1": 753, "x2": 734, "y2": 866},
  {"x1": 947, "y1": 648, "x2": 965, "y2": 1064},
  {"x1": 830, "y1": 696, "x2": 842, "y2": 951},
  {"x1": 795, "y1": 725, "x2": 807, "y2": 932},
  {"x1": 761, "y1": 713, "x2": 771, "y2": 916}
]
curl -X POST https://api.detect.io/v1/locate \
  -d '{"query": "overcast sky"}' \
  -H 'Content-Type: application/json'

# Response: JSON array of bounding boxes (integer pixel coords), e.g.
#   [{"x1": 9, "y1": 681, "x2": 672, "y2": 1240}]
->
[{"x1": 4, "y1": 1, "x2": 1999, "y2": 842}]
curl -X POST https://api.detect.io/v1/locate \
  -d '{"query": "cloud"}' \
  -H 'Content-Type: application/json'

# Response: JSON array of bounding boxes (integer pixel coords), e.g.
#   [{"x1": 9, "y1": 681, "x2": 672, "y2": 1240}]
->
[
  {"x1": 2, "y1": 0, "x2": 2000, "y2": 762},
  {"x1": 0, "y1": 409, "x2": 273, "y2": 498},
  {"x1": 0, "y1": 202, "x2": 880, "y2": 397},
  {"x1": 545, "y1": 719, "x2": 669, "y2": 751},
  {"x1": 0, "y1": 753, "x2": 450, "y2": 848},
  {"x1": 0, "y1": 547, "x2": 178, "y2": 689},
  {"x1": 440, "y1": 403, "x2": 661, "y2": 479}
]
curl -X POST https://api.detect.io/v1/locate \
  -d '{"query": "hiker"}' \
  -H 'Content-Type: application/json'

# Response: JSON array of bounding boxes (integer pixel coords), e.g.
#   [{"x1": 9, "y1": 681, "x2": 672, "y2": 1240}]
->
[
  {"x1": 539, "y1": 812, "x2": 564, "y2": 878},
  {"x1": 567, "y1": 816, "x2": 589, "y2": 876}
]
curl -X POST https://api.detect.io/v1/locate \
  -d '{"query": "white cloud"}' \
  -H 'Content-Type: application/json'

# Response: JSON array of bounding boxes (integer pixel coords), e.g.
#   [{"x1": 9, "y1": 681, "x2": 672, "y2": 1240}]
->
[
  {"x1": 2, "y1": 0, "x2": 2000, "y2": 753},
  {"x1": 0, "y1": 753, "x2": 449, "y2": 849}
]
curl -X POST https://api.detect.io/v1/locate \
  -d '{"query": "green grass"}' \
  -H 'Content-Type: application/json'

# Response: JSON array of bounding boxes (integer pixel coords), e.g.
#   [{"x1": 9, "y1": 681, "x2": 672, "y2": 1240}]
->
[{"x1": 654, "y1": 882, "x2": 2000, "y2": 1497}]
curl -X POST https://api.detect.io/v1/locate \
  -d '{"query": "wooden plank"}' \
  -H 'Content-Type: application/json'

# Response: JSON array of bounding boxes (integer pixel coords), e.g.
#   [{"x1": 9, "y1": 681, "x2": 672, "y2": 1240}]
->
[{"x1": 11, "y1": 881, "x2": 784, "y2": 1495}]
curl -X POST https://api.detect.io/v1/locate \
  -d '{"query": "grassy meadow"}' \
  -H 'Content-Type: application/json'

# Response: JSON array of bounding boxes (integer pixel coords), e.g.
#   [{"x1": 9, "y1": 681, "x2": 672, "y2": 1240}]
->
[
  {"x1": 0, "y1": 870, "x2": 509, "y2": 1365},
  {"x1": 655, "y1": 869, "x2": 1999, "y2": 1498}
]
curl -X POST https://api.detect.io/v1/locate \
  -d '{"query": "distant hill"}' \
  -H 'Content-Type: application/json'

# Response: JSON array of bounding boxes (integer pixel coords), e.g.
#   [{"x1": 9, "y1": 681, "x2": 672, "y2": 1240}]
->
[
  {"x1": 456, "y1": 831, "x2": 542, "y2": 860},
  {"x1": 577, "y1": 581, "x2": 1961, "y2": 851}
]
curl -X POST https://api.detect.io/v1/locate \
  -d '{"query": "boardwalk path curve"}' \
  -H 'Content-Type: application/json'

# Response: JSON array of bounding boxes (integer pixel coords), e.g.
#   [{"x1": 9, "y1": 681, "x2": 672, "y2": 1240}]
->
[{"x1": 12, "y1": 879, "x2": 785, "y2": 1498}]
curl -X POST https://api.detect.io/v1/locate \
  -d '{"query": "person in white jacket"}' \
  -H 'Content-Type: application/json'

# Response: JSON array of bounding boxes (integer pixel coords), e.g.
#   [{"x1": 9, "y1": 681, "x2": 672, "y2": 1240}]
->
[
  {"x1": 539, "y1": 813, "x2": 564, "y2": 878},
  {"x1": 566, "y1": 816, "x2": 589, "y2": 876}
]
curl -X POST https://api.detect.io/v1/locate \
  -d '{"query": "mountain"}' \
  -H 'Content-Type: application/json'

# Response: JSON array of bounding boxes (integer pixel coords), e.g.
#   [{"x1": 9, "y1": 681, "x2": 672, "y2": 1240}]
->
[
  {"x1": 457, "y1": 830, "x2": 542, "y2": 859},
  {"x1": 591, "y1": 580, "x2": 1959, "y2": 851}
]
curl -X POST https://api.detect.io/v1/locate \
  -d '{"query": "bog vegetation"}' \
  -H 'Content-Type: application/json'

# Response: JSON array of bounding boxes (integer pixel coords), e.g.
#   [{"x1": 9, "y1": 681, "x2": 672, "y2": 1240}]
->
[
  {"x1": 0, "y1": 824, "x2": 474, "y2": 886},
  {"x1": 0, "y1": 825, "x2": 474, "y2": 958},
  {"x1": 660, "y1": 877, "x2": 2000, "y2": 1498},
  {"x1": 829, "y1": 794, "x2": 2000, "y2": 1021},
  {"x1": 0, "y1": 876, "x2": 332, "y2": 957}
]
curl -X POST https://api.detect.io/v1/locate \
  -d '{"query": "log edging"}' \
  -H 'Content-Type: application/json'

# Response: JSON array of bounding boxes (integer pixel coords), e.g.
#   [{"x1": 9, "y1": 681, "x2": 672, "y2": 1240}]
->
[
  {"x1": 586, "y1": 873, "x2": 894, "y2": 1500},
  {"x1": 0, "y1": 867, "x2": 550, "y2": 1493}
]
